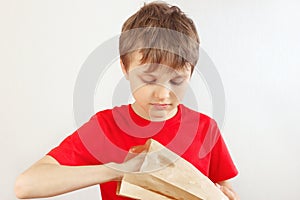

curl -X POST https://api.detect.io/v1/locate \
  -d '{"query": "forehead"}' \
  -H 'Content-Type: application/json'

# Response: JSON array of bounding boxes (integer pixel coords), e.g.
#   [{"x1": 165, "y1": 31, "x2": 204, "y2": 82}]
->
[{"x1": 127, "y1": 52, "x2": 191, "y2": 77}]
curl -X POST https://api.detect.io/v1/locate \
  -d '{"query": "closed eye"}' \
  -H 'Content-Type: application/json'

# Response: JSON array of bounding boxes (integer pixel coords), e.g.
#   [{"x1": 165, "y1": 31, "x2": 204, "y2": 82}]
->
[
  {"x1": 170, "y1": 77, "x2": 185, "y2": 85},
  {"x1": 142, "y1": 79, "x2": 156, "y2": 84},
  {"x1": 140, "y1": 75, "x2": 156, "y2": 84}
]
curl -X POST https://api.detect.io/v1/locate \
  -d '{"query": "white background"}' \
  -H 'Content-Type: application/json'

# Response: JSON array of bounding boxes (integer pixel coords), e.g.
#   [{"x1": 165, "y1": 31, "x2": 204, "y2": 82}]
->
[{"x1": 1, "y1": 0, "x2": 300, "y2": 199}]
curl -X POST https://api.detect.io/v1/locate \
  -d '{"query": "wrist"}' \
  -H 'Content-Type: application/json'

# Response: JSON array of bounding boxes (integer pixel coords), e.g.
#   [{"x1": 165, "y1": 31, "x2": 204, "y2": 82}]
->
[{"x1": 102, "y1": 163, "x2": 124, "y2": 181}]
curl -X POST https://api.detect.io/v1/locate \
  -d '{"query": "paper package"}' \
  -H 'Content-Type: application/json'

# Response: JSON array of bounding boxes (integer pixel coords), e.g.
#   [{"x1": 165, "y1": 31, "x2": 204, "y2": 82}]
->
[{"x1": 116, "y1": 139, "x2": 228, "y2": 200}]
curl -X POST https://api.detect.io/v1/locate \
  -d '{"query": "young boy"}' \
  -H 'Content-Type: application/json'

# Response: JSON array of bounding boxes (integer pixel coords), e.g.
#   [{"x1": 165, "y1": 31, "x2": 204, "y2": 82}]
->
[{"x1": 15, "y1": 1, "x2": 239, "y2": 200}]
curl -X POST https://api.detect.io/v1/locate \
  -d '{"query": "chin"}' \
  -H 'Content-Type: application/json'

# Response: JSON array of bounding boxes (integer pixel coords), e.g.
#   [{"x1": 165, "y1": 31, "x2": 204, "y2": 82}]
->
[{"x1": 149, "y1": 116, "x2": 168, "y2": 122}]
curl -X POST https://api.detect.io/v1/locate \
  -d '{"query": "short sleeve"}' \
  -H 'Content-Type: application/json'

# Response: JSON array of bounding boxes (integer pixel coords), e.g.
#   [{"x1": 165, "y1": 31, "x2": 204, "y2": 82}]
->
[
  {"x1": 47, "y1": 119, "x2": 101, "y2": 166},
  {"x1": 208, "y1": 123, "x2": 238, "y2": 183}
]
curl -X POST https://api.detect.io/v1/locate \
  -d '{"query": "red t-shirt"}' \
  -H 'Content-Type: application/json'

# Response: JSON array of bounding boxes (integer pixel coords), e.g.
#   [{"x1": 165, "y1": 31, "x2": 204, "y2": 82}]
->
[{"x1": 47, "y1": 104, "x2": 238, "y2": 200}]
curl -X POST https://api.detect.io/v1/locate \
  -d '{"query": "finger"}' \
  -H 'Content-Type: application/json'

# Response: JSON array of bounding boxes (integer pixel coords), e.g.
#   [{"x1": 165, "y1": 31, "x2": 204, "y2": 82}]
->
[
  {"x1": 124, "y1": 144, "x2": 148, "y2": 162},
  {"x1": 106, "y1": 152, "x2": 146, "y2": 173},
  {"x1": 220, "y1": 186, "x2": 236, "y2": 200},
  {"x1": 130, "y1": 144, "x2": 148, "y2": 153}
]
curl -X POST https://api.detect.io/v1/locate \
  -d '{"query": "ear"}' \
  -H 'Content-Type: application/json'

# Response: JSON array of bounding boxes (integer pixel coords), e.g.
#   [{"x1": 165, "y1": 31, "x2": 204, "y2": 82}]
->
[{"x1": 120, "y1": 59, "x2": 129, "y2": 80}]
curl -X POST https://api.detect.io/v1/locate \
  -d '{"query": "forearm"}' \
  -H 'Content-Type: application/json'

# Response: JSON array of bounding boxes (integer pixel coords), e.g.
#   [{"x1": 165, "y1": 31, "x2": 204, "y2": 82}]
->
[
  {"x1": 217, "y1": 180, "x2": 239, "y2": 200},
  {"x1": 15, "y1": 161, "x2": 122, "y2": 199}
]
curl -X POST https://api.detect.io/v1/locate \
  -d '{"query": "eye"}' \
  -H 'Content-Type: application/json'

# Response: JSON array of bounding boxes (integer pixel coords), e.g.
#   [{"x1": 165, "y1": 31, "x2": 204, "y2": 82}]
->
[
  {"x1": 140, "y1": 75, "x2": 156, "y2": 84},
  {"x1": 170, "y1": 78, "x2": 184, "y2": 85}
]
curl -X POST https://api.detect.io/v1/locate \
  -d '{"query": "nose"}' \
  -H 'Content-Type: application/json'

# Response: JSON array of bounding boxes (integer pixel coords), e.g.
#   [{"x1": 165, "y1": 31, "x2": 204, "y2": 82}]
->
[{"x1": 153, "y1": 84, "x2": 171, "y2": 99}]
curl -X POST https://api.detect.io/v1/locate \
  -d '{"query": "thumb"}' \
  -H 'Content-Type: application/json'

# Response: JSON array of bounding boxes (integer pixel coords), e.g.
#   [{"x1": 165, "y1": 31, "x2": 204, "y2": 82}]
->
[{"x1": 129, "y1": 144, "x2": 148, "y2": 154}]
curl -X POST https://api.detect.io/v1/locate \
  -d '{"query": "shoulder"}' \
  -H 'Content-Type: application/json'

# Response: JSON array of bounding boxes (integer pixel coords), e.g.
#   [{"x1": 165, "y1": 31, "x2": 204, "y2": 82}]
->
[
  {"x1": 180, "y1": 104, "x2": 216, "y2": 126},
  {"x1": 93, "y1": 104, "x2": 130, "y2": 119}
]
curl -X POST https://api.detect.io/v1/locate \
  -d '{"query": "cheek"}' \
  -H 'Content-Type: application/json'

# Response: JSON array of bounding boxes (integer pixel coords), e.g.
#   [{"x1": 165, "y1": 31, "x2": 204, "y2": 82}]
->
[
  {"x1": 128, "y1": 77, "x2": 145, "y2": 94},
  {"x1": 171, "y1": 84, "x2": 189, "y2": 100},
  {"x1": 132, "y1": 86, "x2": 150, "y2": 101}
]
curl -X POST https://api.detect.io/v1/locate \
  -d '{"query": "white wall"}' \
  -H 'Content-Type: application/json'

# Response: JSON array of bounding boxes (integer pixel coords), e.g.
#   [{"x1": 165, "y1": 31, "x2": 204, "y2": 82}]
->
[{"x1": 1, "y1": 0, "x2": 300, "y2": 199}]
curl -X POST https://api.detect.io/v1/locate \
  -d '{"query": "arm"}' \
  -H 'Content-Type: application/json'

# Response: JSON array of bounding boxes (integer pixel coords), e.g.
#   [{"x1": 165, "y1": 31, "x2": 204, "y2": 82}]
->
[
  {"x1": 217, "y1": 180, "x2": 240, "y2": 200},
  {"x1": 14, "y1": 155, "x2": 123, "y2": 199}
]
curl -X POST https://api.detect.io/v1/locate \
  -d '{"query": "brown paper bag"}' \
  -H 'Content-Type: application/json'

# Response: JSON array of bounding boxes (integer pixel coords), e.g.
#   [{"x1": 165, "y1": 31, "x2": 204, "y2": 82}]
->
[
  {"x1": 117, "y1": 177, "x2": 174, "y2": 200},
  {"x1": 117, "y1": 139, "x2": 228, "y2": 200}
]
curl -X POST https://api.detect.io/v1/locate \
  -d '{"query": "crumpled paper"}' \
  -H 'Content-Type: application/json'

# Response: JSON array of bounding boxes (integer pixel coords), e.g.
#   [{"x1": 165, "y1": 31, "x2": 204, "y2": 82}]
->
[{"x1": 116, "y1": 139, "x2": 228, "y2": 200}]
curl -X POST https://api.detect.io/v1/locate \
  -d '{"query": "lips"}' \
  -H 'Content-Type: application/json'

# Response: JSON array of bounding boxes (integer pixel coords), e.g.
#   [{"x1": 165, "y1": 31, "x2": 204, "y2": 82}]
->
[{"x1": 151, "y1": 103, "x2": 171, "y2": 110}]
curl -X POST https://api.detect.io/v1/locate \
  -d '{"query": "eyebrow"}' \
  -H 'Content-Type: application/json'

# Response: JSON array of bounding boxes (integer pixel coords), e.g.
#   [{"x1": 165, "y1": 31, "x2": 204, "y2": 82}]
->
[
  {"x1": 140, "y1": 73, "x2": 156, "y2": 77},
  {"x1": 172, "y1": 75, "x2": 189, "y2": 79},
  {"x1": 140, "y1": 66, "x2": 190, "y2": 78},
  {"x1": 140, "y1": 73, "x2": 188, "y2": 79}
]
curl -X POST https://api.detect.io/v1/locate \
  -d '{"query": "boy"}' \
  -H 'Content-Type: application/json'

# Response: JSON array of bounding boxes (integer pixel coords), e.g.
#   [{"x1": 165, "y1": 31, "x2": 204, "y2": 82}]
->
[{"x1": 15, "y1": 1, "x2": 239, "y2": 200}]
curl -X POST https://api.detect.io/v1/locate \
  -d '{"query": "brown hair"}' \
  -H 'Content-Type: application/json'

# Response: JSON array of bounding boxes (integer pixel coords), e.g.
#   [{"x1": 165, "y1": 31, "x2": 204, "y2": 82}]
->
[{"x1": 119, "y1": 1, "x2": 200, "y2": 75}]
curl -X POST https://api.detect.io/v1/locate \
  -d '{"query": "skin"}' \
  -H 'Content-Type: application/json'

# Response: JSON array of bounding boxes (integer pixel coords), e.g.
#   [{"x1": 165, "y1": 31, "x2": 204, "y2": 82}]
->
[
  {"x1": 14, "y1": 53, "x2": 239, "y2": 200},
  {"x1": 14, "y1": 156, "x2": 123, "y2": 198},
  {"x1": 217, "y1": 181, "x2": 240, "y2": 200},
  {"x1": 123, "y1": 61, "x2": 191, "y2": 121}
]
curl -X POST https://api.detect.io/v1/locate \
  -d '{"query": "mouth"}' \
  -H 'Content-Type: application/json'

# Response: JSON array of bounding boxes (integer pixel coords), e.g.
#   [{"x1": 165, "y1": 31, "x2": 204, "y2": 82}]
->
[{"x1": 150, "y1": 103, "x2": 171, "y2": 110}]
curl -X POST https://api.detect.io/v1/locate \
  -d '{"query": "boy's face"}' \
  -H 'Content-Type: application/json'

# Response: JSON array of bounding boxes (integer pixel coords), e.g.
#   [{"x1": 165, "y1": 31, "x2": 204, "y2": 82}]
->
[{"x1": 121, "y1": 52, "x2": 191, "y2": 121}]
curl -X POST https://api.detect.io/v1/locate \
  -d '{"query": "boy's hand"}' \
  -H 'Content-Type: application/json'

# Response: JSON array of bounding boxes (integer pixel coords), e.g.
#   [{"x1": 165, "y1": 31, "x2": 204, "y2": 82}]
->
[
  {"x1": 216, "y1": 182, "x2": 240, "y2": 200},
  {"x1": 105, "y1": 144, "x2": 148, "y2": 174}
]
